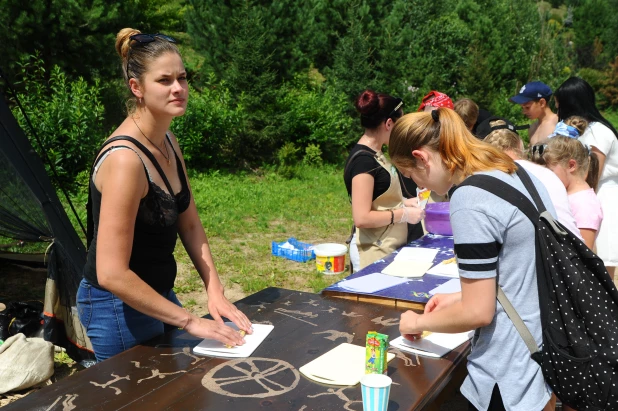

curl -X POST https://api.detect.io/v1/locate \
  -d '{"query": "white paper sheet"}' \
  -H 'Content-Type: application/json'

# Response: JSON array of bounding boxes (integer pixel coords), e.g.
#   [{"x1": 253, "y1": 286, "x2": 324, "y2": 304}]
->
[
  {"x1": 299, "y1": 343, "x2": 395, "y2": 386},
  {"x1": 394, "y1": 247, "x2": 439, "y2": 263},
  {"x1": 193, "y1": 323, "x2": 273, "y2": 358},
  {"x1": 426, "y1": 261, "x2": 459, "y2": 278},
  {"x1": 339, "y1": 273, "x2": 408, "y2": 293},
  {"x1": 428, "y1": 279, "x2": 462, "y2": 295},
  {"x1": 381, "y1": 260, "x2": 433, "y2": 278},
  {"x1": 390, "y1": 331, "x2": 473, "y2": 358}
]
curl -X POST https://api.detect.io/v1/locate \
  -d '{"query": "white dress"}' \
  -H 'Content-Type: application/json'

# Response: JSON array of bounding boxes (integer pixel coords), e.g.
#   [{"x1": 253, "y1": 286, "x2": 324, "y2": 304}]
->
[{"x1": 580, "y1": 122, "x2": 618, "y2": 266}]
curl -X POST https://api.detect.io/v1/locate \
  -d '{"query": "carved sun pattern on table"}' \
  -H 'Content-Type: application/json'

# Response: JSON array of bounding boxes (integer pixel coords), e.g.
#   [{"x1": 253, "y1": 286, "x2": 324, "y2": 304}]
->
[{"x1": 202, "y1": 358, "x2": 300, "y2": 398}]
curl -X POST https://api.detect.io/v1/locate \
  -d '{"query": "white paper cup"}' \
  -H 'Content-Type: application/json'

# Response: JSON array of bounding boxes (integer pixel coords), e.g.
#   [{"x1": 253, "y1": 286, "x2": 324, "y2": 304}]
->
[{"x1": 360, "y1": 373, "x2": 392, "y2": 411}]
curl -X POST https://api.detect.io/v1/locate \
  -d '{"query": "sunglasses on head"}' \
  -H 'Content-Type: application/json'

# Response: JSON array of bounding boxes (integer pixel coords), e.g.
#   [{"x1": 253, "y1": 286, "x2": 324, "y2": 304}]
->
[
  {"x1": 531, "y1": 144, "x2": 547, "y2": 157},
  {"x1": 386, "y1": 99, "x2": 404, "y2": 122},
  {"x1": 126, "y1": 33, "x2": 177, "y2": 80}
]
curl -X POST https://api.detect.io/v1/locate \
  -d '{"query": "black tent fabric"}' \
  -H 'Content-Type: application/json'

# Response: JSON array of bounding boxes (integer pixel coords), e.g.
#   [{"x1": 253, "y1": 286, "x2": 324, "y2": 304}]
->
[{"x1": 0, "y1": 91, "x2": 94, "y2": 363}]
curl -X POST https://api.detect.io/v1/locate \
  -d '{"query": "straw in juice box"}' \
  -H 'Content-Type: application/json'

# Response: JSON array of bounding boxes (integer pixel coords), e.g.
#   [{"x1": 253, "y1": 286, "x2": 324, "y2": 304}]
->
[
  {"x1": 365, "y1": 331, "x2": 389, "y2": 374},
  {"x1": 417, "y1": 187, "x2": 431, "y2": 210}
]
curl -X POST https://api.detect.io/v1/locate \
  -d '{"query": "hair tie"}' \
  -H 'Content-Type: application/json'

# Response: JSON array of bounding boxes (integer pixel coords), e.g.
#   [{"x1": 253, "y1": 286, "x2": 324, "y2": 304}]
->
[
  {"x1": 431, "y1": 109, "x2": 440, "y2": 122},
  {"x1": 585, "y1": 143, "x2": 591, "y2": 156}
]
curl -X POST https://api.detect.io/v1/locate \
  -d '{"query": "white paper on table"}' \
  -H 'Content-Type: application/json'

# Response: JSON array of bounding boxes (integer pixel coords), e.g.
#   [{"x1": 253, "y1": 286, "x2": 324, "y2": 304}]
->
[
  {"x1": 339, "y1": 273, "x2": 408, "y2": 293},
  {"x1": 390, "y1": 331, "x2": 473, "y2": 358},
  {"x1": 381, "y1": 260, "x2": 433, "y2": 278},
  {"x1": 426, "y1": 261, "x2": 459, "y2": 278},
  {"x1": 193, "y1": 323, "x2": 273, "y2": 358},
  {"x1": 299, "y1": 343, "x2": 395, "y2": 386},
  {"x1": 394, "y1": 247, "x2": 439, "y2": 263},
  {"x1": 428, "y1": 279, "x2": 461, "y2": 295}
]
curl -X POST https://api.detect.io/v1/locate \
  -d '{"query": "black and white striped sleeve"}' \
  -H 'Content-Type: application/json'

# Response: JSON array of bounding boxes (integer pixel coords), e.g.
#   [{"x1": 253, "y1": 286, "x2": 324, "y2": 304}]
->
[{"x1": 451, "y1": 209, "x2": 504, "y2": 279}]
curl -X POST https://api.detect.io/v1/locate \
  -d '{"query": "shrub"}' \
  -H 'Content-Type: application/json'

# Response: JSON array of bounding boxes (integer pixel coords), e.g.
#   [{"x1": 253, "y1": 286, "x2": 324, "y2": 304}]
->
[
  {"x1": 278, "y1": 74, "x2": 357, "y2": 163},
  {"x1": 11, "y1": 55, "x2": 106, "y2": 193},
  {"x1": 171, "y1": 77, "x2": 247, "y2": 170},
  {"x1": 303, "y1": 144, "x2": 323, "y2": 166},
  {"x1": 600, "y1": 56, "x2": 618, "y2": 108}
]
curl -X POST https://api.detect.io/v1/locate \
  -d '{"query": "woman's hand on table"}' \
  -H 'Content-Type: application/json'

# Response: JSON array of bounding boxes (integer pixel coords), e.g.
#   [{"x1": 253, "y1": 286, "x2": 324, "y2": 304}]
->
[
  {"x1": 400, "y1": 310, "x2": 423, "y2": 342},
  {"x1": 207, "y1": 290, "x2": 253, "y2": 335},
  {"x1": 184, "y1": 316, "x2": 247, "y2": 346},
  {"x1": 424, "y1": 292, "x2": 461, "y2": 314}
]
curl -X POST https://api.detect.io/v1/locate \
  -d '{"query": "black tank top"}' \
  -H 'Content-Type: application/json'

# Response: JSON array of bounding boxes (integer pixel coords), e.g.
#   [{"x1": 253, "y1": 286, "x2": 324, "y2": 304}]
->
[{"x1": 83, "y1": 136, "x2": 191, "y2": 292}]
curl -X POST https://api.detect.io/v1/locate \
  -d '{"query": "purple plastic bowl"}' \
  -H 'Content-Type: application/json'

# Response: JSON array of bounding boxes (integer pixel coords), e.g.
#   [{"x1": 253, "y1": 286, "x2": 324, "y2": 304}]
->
[{"x1": 425, "y1": 202, "x2": 452, "y2": 236}]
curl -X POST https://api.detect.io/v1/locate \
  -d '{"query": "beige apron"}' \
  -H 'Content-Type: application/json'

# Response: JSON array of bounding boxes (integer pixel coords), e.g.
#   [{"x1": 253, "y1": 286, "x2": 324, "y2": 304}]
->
[{"x1": 356, "y1": 152, "x2": 408, "y2": 269}]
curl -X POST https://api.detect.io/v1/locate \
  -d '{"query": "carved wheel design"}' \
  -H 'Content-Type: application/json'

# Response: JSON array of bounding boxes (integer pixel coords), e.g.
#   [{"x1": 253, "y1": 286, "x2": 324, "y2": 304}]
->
[{"x1": 202, "y1": 358, "x2": 300, "y2": 398}]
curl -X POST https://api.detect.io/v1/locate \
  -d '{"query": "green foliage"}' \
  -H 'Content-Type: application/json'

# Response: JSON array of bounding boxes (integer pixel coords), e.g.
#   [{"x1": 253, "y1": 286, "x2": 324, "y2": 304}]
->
[
  {"x1": 171, "y1": 78, "x2": 247, "y2": 170},
  {"x1": 6, "y1": 0, "x2": 618, "y2": 182},
  {"x1": 600, "y1": 57, "x2": 618, "y2": 108},
  {"x1": 578, "y1": 68, "x2": 608, "y2": 92},
  {"x1": 277, "y1": 142, "x2": 300, "y2": 167},
  {"x1": 0, "y1": 0, "x2": 188, "y2": 129},
  {"x1": 0, "y1": 0, "x2": 187, "y2": 83},
  {"x1": 11, "y1": 55, "x2": 106, "y2": 193},
  {"x1": 276, "y1": 142, "x2": 300, "y2": 179},
  {"x1": 303, "y1": 144, "x2": 323, "y2": 166},
  {"x1": 278, "y1": 74, "x2": 357, "y2": 163},
  {"x1": 572, "y1": 0, "x2": 618, "y2": 69}
]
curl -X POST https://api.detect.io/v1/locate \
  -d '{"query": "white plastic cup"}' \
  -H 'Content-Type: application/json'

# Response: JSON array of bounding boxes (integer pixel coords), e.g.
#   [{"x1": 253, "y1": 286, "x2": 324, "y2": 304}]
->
[{"x1": 360, "y1": 373, "x2": 392, "y2": 411}]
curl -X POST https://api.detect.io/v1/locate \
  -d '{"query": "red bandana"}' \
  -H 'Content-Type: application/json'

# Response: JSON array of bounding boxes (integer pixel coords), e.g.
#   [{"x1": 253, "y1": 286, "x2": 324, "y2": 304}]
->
[{"x1": 417, "y1": 91, "x2": 454, "y2": 111}]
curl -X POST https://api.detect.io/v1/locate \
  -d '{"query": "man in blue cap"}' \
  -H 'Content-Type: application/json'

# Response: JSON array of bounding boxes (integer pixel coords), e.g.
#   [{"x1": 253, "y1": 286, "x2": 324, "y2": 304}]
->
[{"x1": 509, "y1": 81, "x2": 558, "y2": 146}]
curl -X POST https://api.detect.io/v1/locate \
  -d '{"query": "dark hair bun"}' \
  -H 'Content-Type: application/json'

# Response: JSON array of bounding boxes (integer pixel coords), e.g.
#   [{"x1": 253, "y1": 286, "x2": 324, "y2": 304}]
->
[{"x1": 355, "y1": 90, "x2": 380, "y2": 116}]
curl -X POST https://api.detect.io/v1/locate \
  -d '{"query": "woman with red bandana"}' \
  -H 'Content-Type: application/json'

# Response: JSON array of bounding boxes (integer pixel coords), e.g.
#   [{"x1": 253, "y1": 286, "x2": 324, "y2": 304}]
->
[{"x1": 417, "y1": 90, "x2": 454, "y2": 112}]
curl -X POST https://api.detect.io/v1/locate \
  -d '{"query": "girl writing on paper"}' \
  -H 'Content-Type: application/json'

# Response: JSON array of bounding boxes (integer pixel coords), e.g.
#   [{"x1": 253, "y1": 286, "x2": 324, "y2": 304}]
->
[
  {"x1": 343, "y1": 90, "x2": 425, "y2": 272},
  {"x1": 77, "y1": 28, "x2": 252, "y2": 362},
  {"x1": 389, "y1": 108, "x2": 556, "y2": 411}
]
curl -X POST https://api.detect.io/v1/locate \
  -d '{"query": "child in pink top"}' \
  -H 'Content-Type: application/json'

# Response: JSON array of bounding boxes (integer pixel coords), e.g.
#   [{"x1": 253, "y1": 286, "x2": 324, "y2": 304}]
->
[
  {"x1": 531, "y1": 118, "x2": 603, "y2": 249},
  {"x1": 568, "y1": 188, "x2": 603, "y2": 237}
]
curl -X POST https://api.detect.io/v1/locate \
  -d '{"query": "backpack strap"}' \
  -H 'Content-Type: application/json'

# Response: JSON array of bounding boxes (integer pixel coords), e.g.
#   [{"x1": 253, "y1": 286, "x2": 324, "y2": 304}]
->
[
  {"x1": 454, "y1": 167, "x2": 548, "y2": 355},
  {"x1": 496, "y1": 287, "x2": 539, "y2": 354},
  {"x1": 514, "y1": 166, "x2": 546, "y2": 213}
]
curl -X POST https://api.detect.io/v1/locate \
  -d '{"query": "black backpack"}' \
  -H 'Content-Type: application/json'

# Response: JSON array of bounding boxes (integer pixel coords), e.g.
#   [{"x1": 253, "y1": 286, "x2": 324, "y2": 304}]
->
[{"x1": 458, "y1": 166, "x2": 618, "y2": 411}]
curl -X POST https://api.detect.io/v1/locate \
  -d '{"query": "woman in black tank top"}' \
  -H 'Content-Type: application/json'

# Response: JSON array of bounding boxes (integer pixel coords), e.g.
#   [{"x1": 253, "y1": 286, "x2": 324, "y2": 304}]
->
[{"x1": 76, "y1": 28, "x2": 252, "y2": 362}]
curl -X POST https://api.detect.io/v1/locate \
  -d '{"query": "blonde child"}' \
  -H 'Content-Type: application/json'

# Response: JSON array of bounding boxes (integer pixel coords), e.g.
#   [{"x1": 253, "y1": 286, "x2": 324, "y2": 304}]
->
[
  {"x1": 483, "y1": 123, "x2": 582, "y2": 240},
  {"x1": 531, "y1": 119, "x2": 602, "y2": 250}
]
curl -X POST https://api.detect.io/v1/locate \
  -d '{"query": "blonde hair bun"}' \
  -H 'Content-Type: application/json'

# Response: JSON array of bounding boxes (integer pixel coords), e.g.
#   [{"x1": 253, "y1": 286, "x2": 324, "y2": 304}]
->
[{"x1": 115, "y1": 28, "x2": 141, "y2": 60}]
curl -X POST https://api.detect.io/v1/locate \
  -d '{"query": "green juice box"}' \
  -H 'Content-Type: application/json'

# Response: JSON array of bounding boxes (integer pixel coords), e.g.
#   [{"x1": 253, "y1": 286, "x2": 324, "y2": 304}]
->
[{"x1": 365, "y1": 331, "x2": 389, "y2": 374}]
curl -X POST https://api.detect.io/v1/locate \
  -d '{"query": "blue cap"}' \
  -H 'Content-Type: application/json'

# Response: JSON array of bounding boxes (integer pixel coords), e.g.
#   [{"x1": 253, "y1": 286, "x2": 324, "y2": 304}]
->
[
  {"x1": 549, "y1": 121, "x2": 580, "y2": 139},
  {"x1": 509, "y1": 81, "x2": 552, "y2": 104}
]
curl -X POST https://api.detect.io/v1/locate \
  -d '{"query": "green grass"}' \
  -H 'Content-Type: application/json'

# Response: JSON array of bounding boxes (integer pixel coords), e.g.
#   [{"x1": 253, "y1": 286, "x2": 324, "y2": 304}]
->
[{"x1": 174, "y1": 165, "x2": 352, "y2": 296}]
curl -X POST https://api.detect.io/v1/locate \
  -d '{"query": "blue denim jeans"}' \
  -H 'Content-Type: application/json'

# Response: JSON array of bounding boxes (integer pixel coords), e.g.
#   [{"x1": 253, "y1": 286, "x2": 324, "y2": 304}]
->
[{"x1": 77, "y1": 278, "x2": 182, "y2": 362}]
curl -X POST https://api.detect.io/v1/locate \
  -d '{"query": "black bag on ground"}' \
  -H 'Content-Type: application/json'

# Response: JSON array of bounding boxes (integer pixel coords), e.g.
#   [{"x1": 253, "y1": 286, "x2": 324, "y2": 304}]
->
[
  {"x1": 0, "y1": 301, "x2": 43, "y2": 340},
  {"x1": 457, "y1": 166, "x2": 618, "y2": 411}
]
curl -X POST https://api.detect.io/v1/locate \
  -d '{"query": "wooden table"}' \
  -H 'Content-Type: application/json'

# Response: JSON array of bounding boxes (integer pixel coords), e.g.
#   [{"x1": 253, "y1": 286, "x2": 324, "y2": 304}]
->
[
  {"x1": 323, "y1": 234, "x2": 456, "y2": 312},
  {"x1": 6, "y1": 287, "x2": 469, "y2": 411}
]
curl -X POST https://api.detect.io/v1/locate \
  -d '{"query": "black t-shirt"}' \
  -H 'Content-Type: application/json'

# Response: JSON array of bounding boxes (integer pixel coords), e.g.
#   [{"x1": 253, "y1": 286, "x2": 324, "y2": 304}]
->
[
  {"x1": 343, "y1": 144, "x2": 423, "y2": 242},
  {"x1": 344, "y1": 144, "x2": 391, "y2": 200}
]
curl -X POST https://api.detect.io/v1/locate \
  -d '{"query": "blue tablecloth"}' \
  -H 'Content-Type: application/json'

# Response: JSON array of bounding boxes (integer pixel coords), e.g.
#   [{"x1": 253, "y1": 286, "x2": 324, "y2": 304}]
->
[{"x1": 322, "y1": 234, "x2": 456, "y2": 304}]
